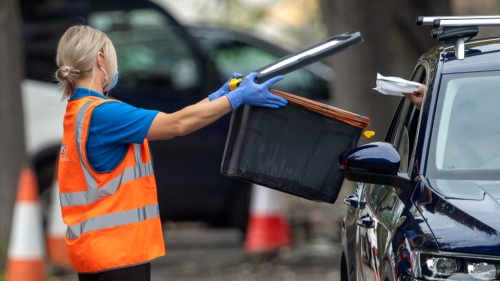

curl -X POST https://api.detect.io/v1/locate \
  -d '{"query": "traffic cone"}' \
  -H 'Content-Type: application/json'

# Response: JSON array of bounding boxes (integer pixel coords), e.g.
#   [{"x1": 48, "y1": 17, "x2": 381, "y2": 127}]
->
[
  {"x1": 6, "y1": 167, "x2": 46, "y2": 281},
  {"x1": 244, "y1": 184, "x2": 292, "y2": 253},
  {"x1": 47, "y1": 165, "x2": 72, "y2": 270}
]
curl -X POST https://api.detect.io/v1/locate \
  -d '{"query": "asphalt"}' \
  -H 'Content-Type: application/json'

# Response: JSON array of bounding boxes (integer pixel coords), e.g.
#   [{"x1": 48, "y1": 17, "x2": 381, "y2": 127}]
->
[
  {"x1": 52, "y1": 184, "x2": 353, "y2": 281},
  {"x1": 54, "y1": 226, "x2": 340, "y2": 281}
]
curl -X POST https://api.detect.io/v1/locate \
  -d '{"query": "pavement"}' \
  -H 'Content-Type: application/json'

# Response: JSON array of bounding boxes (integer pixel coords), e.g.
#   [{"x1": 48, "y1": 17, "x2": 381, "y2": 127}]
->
[
  {"x1": 54, "y1": 226, "x2": 341, "y2": 281},
  {"x1": 52, "y1": 184, "x2": 354, "y2": 281}
]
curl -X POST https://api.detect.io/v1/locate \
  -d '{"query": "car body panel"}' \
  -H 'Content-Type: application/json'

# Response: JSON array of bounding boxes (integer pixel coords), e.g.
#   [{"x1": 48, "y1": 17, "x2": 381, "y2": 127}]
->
[
  {"x1": 420, "y1": 179, "x2": 500, "y2": 255},
  {"x1": 21, "y1": 80, "x2": 64, "y2": 156}
]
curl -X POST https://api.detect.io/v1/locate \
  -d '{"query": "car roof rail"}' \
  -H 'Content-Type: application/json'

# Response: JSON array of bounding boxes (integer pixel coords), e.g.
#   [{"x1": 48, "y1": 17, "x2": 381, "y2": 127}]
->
[{"x1": 416, "y1": 16, "x2": 500, "y2": 60}]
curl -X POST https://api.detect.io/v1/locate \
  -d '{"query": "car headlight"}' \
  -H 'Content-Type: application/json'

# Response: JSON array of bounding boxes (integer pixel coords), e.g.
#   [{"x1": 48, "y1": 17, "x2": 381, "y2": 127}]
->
[
  {"x1": 413, "y1": 251, "x2": 500, "y2": 280},
  {"x1": 469, "y1": 263, "x2": 500, "y2": 280},
  {"x1": 426, "y1": 257, "x2": 458, "y2": 276}
]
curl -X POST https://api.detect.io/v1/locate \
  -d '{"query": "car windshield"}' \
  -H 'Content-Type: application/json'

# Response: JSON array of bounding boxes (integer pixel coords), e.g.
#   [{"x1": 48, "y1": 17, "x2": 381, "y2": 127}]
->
[{"x1": 427, "y1": 71, "x2": 500, "y2": 180}]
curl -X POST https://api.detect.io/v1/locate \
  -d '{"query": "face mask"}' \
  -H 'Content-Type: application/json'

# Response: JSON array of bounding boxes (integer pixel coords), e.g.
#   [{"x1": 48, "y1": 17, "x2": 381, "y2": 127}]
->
[{"x1": 100, "y1": 66, "x2": 119, "y2": 91}]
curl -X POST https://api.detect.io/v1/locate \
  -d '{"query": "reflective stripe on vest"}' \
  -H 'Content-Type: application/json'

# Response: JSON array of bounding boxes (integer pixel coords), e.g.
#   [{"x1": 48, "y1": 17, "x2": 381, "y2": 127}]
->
[
  {"x1": 66, "y1": 203, "x2": 160, "y2": 239},
  {"x1": 75, "y1": 101, "x2": 98, "y2": 190},
  {"x1": 59, "y1": 161, "x2": 154, "y2": 207}
]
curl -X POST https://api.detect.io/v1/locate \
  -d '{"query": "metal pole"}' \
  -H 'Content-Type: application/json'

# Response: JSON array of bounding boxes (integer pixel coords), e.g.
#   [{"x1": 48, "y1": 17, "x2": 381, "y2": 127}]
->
[
  {"x1": 417, "y1": 16, "x2": 500, "y2": 26},
  {"x1": 434, "y1": 19, "x2": 500, "y2": 28}
]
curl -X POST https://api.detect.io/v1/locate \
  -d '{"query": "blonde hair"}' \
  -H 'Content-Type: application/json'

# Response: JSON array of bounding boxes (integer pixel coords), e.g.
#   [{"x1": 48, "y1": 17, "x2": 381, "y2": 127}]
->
[{"x1": 55, "y1": 25, "x2": 117, "y2": 99}]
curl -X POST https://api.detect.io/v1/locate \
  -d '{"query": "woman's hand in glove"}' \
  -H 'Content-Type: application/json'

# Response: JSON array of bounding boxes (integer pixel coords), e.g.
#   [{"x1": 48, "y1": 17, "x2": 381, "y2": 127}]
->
[
  {"x1": 226, "y1": 72, "x2": 287, "y2": 109},
  {"x1": 208, "y1": 73, "x2": 243, "y2": 101}
]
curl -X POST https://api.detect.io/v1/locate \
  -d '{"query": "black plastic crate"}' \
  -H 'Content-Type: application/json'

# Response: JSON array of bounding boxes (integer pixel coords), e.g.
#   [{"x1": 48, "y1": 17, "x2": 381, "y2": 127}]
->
[{"x1": 221, "y1": 90, "x2": 370, "y2": 204}]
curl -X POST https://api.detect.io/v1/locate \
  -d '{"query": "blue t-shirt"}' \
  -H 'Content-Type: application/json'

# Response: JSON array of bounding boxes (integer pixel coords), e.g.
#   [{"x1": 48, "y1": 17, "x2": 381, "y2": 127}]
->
[{"x1": 69, "y1": 88, "x2": 159, "y2": 172}]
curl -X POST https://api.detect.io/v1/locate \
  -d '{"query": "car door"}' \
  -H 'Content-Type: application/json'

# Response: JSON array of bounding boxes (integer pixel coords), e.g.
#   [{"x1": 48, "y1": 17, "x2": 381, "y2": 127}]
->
[{"x1": 355, "y1": 66, "x2": 427, "y2": 281}]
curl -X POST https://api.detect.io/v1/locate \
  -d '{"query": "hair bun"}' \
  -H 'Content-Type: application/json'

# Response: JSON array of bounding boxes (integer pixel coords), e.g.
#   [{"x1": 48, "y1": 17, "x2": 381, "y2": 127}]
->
[{"x1": 56, "y1": 66, "x2": 80, "y2": 80}]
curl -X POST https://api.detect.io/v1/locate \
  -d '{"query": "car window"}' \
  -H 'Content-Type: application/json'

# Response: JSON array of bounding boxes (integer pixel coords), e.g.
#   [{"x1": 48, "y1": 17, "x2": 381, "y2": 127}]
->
[
  {"x1": 195, "y1": 36, "x2": 329, "y2": 100},
  {"x1": 367, "y1": 184, "x2": 399, "y2": 227},
  {"x1": 21, "y1": 0, "x2": 81, "y2": 81},
  {"x1": 428, "y1": 71, "x2": 500, "y2": 179},
  {"x1": 89, "y1": 9, "x2": 203, "y2": 95},
  {"x1": 22, "y1": 1, "x2": 205, "y2": 96},
  {"x1": 389, "y1": 66, "x2": 426, "y2": 173},
  {"x1": 377, "y1": 189, "x2": 397, "y2": 226},
  {"x1": 368, "y1": 184, "x2": 389, "y2": 213},
  {"x1": 390, "y1": 99, "x2": 413, "y2": 173}
]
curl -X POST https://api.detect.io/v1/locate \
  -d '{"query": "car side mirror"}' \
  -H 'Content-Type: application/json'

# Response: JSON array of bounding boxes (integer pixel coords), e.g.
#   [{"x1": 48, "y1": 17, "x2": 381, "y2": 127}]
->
[{"x1": 339, "y1": 142, "x2": 412, "y2": 189}]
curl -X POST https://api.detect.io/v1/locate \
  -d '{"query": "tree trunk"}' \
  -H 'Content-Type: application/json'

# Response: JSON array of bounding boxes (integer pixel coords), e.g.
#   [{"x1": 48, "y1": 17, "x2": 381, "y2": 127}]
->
[
  {"x1": 0, "y1": 0, "x2": 26, "y2": 268},
  {"x1": 320, "y1": 0, "x2": 450, "y2": 140}
]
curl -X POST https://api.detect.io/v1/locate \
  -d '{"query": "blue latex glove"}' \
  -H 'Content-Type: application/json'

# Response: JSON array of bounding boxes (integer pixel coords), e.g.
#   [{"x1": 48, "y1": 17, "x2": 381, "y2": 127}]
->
[
  {"x1": 208, "y1": 73, "x2": 243, "y2": 101},
  {"x1": 226, "y1": 72, "x2": 287, "y2": 109}
]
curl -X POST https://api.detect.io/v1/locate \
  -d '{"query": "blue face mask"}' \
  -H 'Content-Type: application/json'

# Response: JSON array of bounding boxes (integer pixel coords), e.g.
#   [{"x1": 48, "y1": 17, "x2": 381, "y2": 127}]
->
[{"x1": 100, "y1": 66, "x2": 119, "y2": 91}]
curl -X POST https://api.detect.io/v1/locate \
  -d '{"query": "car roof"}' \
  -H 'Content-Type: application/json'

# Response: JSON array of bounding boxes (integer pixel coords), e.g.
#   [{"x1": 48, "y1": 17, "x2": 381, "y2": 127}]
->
[
  {"x1": 187, "y1": 25, "x2": 293, "y2": 56},
  {"x1": 437, "y1": 37, "x2": 500, "y2": 74}
]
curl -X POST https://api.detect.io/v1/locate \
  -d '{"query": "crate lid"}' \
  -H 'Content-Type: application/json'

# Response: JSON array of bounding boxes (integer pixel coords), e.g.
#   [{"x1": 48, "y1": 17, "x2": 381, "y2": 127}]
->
[
  {"x1": 271, "y1": 89, "x2": 371, "y2": 129},
  {"x1": 255, "y1": 32, "x2": 363, "y2": 83}
]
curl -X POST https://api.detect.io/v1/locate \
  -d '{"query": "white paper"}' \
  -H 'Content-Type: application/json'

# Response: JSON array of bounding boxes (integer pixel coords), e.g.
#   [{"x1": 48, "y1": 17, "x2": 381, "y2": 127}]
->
[{"x1": 373, "y1": 73, "x2": 421, "y2": 96}]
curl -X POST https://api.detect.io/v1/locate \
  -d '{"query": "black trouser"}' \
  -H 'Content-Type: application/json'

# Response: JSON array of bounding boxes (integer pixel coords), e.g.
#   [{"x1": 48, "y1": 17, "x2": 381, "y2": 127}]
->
[{"x1": 78, "y1": 263, "x2": 151, "y2": 281}]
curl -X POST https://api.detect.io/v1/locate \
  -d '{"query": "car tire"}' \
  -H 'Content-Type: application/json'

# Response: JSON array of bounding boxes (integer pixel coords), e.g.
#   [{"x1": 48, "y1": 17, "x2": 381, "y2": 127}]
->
[
  {"x1": 224, "y1": 183, "x2": 251, "y2": 235},
  {"x1": 34, "y1": 154, "x2": 58, "y2": 228},
  {"x1": 341, "y1": 252, "x2": 349, "y2": 281}
]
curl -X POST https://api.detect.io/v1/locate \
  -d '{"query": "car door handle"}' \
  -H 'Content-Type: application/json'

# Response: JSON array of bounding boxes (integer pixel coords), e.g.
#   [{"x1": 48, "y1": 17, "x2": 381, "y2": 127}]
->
[
  {"x1": 357, "y1": 214, "x2": 375, "y2": 228},
  {"x1": 344, "y1": 193, "x2": 366, "y2": 209}
]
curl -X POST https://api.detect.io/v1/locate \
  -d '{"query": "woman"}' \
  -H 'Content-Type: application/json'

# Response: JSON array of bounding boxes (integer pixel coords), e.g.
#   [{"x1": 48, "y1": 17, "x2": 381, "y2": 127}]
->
[{"x1": 55, "y1": 25, "x2": 287, "y2": 281}]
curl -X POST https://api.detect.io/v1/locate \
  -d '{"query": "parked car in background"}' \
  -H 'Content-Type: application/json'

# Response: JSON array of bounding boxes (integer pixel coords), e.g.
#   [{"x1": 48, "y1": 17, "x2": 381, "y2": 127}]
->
[
  {"x1": 21, "y1": 0, "x2": 333, "y2": 233},
  {"x1": 339, "y1": 17, "x2": 500, "y2": 281},
  {"x1": 187, "y1": 25, "x2": 333, "y2": 101}
]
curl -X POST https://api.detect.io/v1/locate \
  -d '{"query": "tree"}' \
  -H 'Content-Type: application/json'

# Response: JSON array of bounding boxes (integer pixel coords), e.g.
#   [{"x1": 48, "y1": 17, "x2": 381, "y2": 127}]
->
[
  {"x1": 319, "y1": 0, "x2": 450, "y2": 140},
  {"x1": 0, "y1": 0, "x2": 26, "y2": 267}
]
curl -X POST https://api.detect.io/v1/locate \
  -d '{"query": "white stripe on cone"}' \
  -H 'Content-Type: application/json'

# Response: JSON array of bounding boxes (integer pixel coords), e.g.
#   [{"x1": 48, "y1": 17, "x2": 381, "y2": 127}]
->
[
  {"x1": 250, "y1": 184, "x2": 283, "y2": 214},
  {"x1": 8, "y1": 202, "x2": 45, "y2": 259}
]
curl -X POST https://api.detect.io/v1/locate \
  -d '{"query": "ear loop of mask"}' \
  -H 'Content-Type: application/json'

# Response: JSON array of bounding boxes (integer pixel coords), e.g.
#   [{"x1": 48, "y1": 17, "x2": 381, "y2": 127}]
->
[
  {"x1": 99, "y1": 65, "x2": 110, "y2": 91},
  {"x1": 98, "y1": 51, "x2": 111, "y2": 92}
]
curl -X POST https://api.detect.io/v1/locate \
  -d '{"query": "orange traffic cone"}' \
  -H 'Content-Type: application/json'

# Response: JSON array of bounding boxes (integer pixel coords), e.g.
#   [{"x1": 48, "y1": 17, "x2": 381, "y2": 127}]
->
[
  {"x1": 6, "y1": 167, "x2": 46, "y2": 281},
  {"x1": 47, "y1": 167, "x2": 72, "y2": 270},
  {"x1": 244, "y1": 184, "x2": 292, "y2": 253}
]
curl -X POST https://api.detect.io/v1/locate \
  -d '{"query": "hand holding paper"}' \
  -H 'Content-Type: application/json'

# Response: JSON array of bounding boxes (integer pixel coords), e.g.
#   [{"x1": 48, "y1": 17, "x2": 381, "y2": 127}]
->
[
  {"x1": 403, "y1": 85, "x2": 426, "y2": 110},
  {"x1": 373, "y1": 73, "x2": 421, "y2": 96}
]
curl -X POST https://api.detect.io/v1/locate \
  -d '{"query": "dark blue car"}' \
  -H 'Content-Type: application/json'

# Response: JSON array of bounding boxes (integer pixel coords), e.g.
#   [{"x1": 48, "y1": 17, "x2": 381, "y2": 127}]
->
[{"x1": 339, "y1": 17, "x2": 500, "y2": 281}]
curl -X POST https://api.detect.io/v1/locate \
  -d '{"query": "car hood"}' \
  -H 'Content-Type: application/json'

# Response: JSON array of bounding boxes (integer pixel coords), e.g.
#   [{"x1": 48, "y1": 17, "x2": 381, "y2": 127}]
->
[{"x1": 416, "y1": 179, "x2": 500, "y2": 255}]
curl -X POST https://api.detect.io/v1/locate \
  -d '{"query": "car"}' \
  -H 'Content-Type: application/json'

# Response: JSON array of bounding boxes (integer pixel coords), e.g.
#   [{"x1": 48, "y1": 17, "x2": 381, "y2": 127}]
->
[
  {"x1": 186, "y1": 25, "x2": 333, "y2": 101},
  {"x1": 21, "y1": 0, "x2": 333, "y2": 233},
  {"x1": 339, "y1": 16, "x2": 500, "y2": 281}
]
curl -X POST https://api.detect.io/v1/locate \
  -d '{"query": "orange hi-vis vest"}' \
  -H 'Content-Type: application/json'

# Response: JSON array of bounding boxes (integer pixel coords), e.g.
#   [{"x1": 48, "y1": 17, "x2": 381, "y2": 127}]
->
[{"x1": 58, "y1": 96, "x2": 165, "y2": 273}]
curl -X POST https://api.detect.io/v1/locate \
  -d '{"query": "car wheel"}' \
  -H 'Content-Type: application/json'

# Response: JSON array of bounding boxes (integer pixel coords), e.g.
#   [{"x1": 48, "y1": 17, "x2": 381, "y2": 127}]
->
[
  {"x1": 34, "y1": 155, "x2": 57, "y2": 228},
  {"x1": 224, "y1": 183, "x2": 251, "y2": 235},
  {"x1": 341, "y1": 252, "x2": 349, "y2": 281}
]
